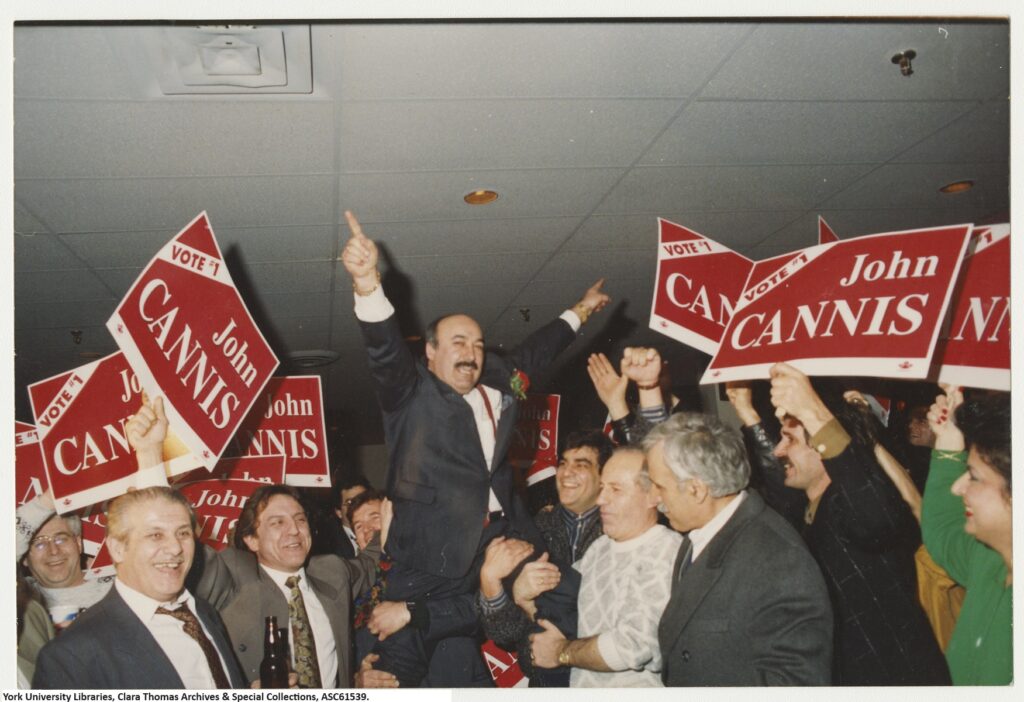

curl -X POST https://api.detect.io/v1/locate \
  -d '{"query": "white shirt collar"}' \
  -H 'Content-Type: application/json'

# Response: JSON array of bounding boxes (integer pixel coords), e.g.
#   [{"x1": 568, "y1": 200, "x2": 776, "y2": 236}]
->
[
  {"x1": 115, "y1": 577, "x2": 192, "y2": 624},
  {"x1": 689, "y1": 490, "x2": 747, "y2": 562},
  {"x1": 259, "y1": 563, "x2": 309, "y2": 592}
]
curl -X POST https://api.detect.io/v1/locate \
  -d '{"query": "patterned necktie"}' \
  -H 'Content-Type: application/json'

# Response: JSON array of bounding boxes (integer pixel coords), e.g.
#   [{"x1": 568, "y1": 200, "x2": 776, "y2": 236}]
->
[
  {"x1": 285, "y1": 575, "x2": 322, "y2": 688},
  {"x1": 156, "y1": 605, "x2": 231, "y2": 689}
]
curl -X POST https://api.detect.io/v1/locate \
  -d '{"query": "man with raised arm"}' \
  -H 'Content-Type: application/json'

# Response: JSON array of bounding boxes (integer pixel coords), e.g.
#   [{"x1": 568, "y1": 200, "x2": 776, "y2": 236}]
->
[{"x1": 340, "y1": 210, "x2": 610, "y2": 686}]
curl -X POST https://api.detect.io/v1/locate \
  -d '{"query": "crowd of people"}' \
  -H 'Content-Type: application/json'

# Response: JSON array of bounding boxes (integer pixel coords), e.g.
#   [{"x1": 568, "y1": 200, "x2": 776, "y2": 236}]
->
[{"x1": 15, "y1": 212, "x2": 1012, "y2": 689}]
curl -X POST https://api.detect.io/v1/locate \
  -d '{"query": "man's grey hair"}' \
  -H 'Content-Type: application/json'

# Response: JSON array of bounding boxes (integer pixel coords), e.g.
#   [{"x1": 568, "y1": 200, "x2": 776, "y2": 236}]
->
[{"x1": 642, "y1": 413, "x2": 750, "y2": 497}]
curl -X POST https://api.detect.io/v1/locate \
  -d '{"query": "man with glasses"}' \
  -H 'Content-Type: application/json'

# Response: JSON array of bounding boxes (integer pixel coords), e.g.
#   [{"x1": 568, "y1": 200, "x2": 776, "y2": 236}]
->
[{"x1": 16, "y1": 491, "x2": 114, "y2": 631}]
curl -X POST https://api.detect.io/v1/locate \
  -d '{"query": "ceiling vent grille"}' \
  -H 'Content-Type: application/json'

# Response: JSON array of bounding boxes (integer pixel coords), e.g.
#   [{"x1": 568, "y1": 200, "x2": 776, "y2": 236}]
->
[{"x1": 157, "y1": 24, "x2": 312, "y2": 95}]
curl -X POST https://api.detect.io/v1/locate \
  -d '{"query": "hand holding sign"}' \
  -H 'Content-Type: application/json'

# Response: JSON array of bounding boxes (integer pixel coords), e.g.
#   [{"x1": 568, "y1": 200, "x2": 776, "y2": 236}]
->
[
  {"x1": 341, "y1": 210, "x2": 380, "y2": 293},
  {"x1": 928, "y1": 384, "x2": 965, "y2": 452},
  {"x1": 127, "y1": 395, "x2": 168, "y2": 471},
  {"x1": 768, "y1": 363, "x2": 834, "y2": 435}
]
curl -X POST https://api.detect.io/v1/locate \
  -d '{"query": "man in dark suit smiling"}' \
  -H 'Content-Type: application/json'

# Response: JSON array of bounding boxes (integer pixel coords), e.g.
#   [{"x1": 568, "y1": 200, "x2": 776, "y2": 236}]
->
[
  {"x1": 340, "y1": 210, "x2": 610, "y2": 686},
  {"x1": 33, "y1": 487, "x2": 247, "y2": 690}
]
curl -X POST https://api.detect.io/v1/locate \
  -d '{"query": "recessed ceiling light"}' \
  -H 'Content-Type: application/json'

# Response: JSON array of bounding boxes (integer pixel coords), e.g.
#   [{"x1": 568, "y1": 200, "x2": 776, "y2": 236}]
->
[
  {"x1": 939, "y1": 180, "x2": 974, "y2": 194},
  {"x1": 285, "y1": 350, "x2": 340, "y2": 368},
  {"x1": 464, "y1": 189, "x2": 499, "y2": 205}
]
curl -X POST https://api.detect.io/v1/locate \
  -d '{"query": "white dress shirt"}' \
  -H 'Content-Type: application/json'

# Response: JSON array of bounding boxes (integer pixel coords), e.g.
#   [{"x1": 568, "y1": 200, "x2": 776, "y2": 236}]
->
[
  {"x1": 115, "y1": 579, "x2": 229, "y2": 689},
  {"x1": 688, "y1": 490, "x2": 748, "y2": 563},
  {"x1": 260, "y1": 564, "x2": 338, "y2": 688},
  {"x1": 353, "y1": 287, "x2": 582, "y2": 513}
]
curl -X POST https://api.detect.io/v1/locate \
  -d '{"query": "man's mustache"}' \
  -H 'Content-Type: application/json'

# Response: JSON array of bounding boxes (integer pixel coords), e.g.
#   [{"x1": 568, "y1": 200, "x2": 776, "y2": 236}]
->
[{"x1": 456, "y1": 361, "x2": 479, "y2": 371}]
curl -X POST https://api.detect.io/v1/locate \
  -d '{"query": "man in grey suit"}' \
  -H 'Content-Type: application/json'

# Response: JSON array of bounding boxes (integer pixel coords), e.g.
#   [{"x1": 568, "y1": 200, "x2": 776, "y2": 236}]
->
[
  {"x1": 33, "y1": 487, "x2": 247, "y2": 689},
  {"x1": 642, "y1": 413, "x2": 833, "y2": 686},
  {"x1": 128, "y1": 396, "x2": 396, "y2": 689}
]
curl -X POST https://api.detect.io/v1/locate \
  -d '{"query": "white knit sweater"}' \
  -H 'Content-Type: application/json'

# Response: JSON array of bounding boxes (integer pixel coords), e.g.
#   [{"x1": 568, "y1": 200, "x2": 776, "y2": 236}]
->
[{"x1": 571, "y1": 524, "x2": 682, "y2": 687}]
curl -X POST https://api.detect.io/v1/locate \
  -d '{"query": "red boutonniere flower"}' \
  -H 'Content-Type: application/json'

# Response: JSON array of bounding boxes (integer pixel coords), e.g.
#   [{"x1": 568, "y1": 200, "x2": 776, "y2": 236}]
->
[{"x1": 510, "y1": 369, "x2": 530, "y2": 400}]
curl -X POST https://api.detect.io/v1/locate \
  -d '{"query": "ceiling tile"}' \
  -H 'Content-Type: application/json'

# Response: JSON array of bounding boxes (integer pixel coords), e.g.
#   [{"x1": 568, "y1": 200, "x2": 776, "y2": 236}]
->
[
  {"x1": 15, "y1": 299, "x2": 119, "y2": 331},
  {"x1": 704, "y1": 21, "x2": 1008, "y2": 101},
  {"x1": 362, "y1": 216, "x2": 582, "y2": 257},
  {"x1": 562, "y1": 211, "x2": 803, "y2": 253},
  {"x1": 15, "y1": 26, "x2": 148, "y2": 100},
  {"x1": 337, "y1": 23, "x2": 754, "y2": 99},
  {"x1": 818, "y1": 162, "x2": 1009, "y2": 211},
  {"x1": 15, "y1": 100, "x2": 336, "y2": 179},
  {"x1": 532, "y1": 248, "x2": 656, "y2": 284},
  {"x1": 391, "y1": 252, "x2": 552, "y2": 287},
  {"x1": 894, "y1": 100, "x2": 1010, "y2": 164},
  {"x1": 339, "y1": 168, "x2": 625, "y2": 221},
  {"x1": 239, "y1": 260, "x2": 334, "y2": 295},
  {"x1": 643, "y1": 101, "x2": 975, "y2": 166},
  {"x1": 15, "y1": 175, "x2": 337, "y2": 233},
  {"x1": 597, "y1": 164, "x2": 874, "y2": 214},
  {"x1": 14, "y1": 232, "x2": 88, "y2": 271},
  {"x1": 339, "y1": 99, "x2": 683, "y2": 171},
  {"x1": 250, "y1": 292, "x2": 335, "y2": 319},
  {"x1": 16, "y1": 269, "x2": 114, "y2": 303},
  {"x1": 14, "y1": 201, "x2": 50, "y2": 234}
]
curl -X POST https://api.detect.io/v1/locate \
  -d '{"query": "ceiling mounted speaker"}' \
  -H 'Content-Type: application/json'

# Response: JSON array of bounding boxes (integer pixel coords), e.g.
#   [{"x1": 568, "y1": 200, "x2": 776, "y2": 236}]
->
[{"x1": 157, "y1": 24, "x2": 312, "y2": 95}]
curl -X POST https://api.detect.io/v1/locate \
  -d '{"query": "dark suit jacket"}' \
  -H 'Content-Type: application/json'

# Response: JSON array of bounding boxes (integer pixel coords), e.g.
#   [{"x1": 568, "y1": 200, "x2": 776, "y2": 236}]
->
[
  {"x1": 33, "y1": 587, "x2": 246, "y2": 689},
  {"x1": 659, "y1": 491, "x2": 833, "y2": 686},
  {"x1": 360, "y1": 312, "x2": 576, "y2": 580},
  {"x1": 189, "y1": 542, "x2": 378, "y2": 686},
  {"x1": 745, "y1": 423, "x2": 951, "y2": 685}
]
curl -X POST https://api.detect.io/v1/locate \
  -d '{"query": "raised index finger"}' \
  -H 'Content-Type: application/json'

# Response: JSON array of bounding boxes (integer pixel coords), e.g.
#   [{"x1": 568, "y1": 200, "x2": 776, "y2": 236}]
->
[{"x1": 344, "y1": 210, "x2": 368, "y2": 241}]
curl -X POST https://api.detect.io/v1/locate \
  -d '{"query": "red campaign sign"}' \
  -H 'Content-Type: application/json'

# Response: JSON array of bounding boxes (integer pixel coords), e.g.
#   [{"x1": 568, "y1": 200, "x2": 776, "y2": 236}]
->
[
  {"x1": 77, "y1": 503, "x2": 108, "y2": 557},
  {"x1": 172, "y1": 453, "x2": 287, "y2": 486},
  {"x1": 28, "y1": 352, "x2": 197, "y2": 514},
  {"x1": 818, "y1": 216, "x2": 840, "y2": 245},
  {"x1": 226, "y1": 376, "x2": 330, "y2": 487},
  {"x1": 107, "y1": 212, "x2": 279, "y2": 472},
  {"x1": 702, "y1": 224, "x2": 972, "y2": 383},
  {"x1": 15, "y1": 421, "x2": 47, "y2": 506},
  {"x1": 88, "y1": 456, "x2": 285, "y2": 577},
  {"x1": 178, "y1": 470, "x2": 284, "y2": 551},
  {"x1": 930, "y1": 224, "x2": 1011, "y2": 390},
  {"x1": 508, "y1": 394, "x2": 560, "y2": 486},
  {"x1": 86, "y1": 538, "x2": 115, "y2": 579},
  {"x1": 650, "y1": 218, "x2": 754, "y2": 356},
  {"x1": 480, "y1": 639, "x2": 527, "y2": 687}
]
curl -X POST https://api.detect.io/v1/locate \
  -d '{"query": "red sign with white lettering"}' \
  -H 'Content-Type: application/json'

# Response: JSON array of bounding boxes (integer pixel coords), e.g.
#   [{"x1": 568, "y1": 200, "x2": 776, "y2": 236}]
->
[
  {"x1": 702, "y1": 224, "x2": 972, "y2": 383},
  {"x1": 650, "y1": 218, "x2": 753, "y2": 355},
  {"x1": 15, "y1": 421, "x2": 47, "y2": 506},
  {"x1": 480, "y1": 639, "x2": 527, "y2": 687},
  {"x1": 226, "y1": 376, "x2": 330, "y2": 487},
  {"x1": 28, "y1": 352, "x2": 191, "y2": 513},
  {"x1": 509, "y1": 394, "x2": 560, "y2": 486},
  {"x1": 107, "y1": 212, "x2": 279, "y2": 471},
  {"x1": 933, "y1": 224, "x2": 1010, "y2": 390},
  {"x1": 178, "y1": 466, "x2": 285, "y2": 551},
  {"x1": 173, "y1": 453, "x2": 288, "y2": 486},
  {"x1": 818, "y1": 216, "x2": 839, "y2": 245}
]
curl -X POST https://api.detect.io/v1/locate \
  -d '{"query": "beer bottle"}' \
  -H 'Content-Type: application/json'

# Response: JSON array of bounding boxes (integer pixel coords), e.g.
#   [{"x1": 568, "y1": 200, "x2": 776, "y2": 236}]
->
[{"x1": 260, "y1": 616, "x2": 289, "y2": 688}]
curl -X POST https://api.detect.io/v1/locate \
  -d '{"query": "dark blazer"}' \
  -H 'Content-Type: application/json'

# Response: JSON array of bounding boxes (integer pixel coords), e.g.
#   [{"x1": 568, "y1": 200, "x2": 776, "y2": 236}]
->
[
  {"x1": 359, "y1": 312, "x2": 576, "y2": 580},
  {"x1": 745, "y1": 423, "x2": 951, "y2": 685},
  {"x1": 189, "y1": 542, "x2": 378, "y2": 686},
  {"x1": 33, "y1": 587, "x2": 246, "y2": 689},
  {"x1": 659, "y1": 491, "x2": 834, "y2": 686}
]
